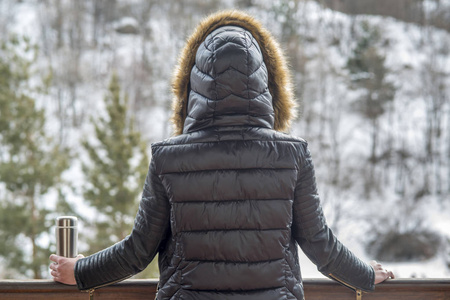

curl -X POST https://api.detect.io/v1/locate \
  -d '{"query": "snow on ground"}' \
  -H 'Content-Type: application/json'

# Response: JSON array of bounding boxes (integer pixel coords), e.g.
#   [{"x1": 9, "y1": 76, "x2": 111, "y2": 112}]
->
[
  {"x1": 287, "y1": 1, "x2": 450, "y2": 278},
  {"x1": 2, "y1": 0, "x2": 450, "y2": 279}
]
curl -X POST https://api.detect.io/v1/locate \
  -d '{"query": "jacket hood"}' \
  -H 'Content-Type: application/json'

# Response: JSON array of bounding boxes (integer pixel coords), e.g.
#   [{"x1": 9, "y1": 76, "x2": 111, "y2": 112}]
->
[{"x1": 171, "y1": 10, "x2": 297, "y2": 135}]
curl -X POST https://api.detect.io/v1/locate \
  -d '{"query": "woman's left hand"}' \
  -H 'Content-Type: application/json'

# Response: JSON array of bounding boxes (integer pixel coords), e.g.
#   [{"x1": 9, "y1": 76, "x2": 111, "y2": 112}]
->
[
  {"x1": 49, "y1": 254, "x2": 84, "y2": 285},
  {"x1": 370, "y1": 260, "x2": 395, "y2": 284}
]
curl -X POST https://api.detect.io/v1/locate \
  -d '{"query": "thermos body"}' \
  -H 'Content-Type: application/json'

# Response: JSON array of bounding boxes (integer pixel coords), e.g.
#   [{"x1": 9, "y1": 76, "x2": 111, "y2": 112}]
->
[{"x1": 55, "y1": 216, "x2": 78, "y2": 258}]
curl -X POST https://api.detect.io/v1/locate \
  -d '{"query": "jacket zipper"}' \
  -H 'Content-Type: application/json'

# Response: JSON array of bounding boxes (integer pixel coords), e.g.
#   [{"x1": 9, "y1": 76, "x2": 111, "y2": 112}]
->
[
  {"x1": 328, "y1": 273, "x2": 363, "y2": 300},
  {"x1": 84, "y1": 275, "x2": 132, "y2": 300}
]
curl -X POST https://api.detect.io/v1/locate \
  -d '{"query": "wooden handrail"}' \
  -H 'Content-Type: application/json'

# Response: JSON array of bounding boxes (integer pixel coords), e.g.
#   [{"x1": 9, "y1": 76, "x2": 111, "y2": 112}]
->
[{"x1": 0, "y1": 278, "x2": 449, "y2": 299}]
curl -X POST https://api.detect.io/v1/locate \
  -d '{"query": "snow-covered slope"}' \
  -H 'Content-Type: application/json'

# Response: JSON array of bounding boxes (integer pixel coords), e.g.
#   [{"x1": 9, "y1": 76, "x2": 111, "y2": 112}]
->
[{"x1": 1, "y1": 0, "x2": 449, "y2": 279}]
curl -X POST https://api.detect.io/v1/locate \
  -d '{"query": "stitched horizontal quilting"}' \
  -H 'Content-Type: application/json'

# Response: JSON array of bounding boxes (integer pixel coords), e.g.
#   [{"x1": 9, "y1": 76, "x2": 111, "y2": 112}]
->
[
  {"x1": 182, "y1": 230, "x2": 288, "y2": 262},
  {"x1": 185, "y1": 25, "x2": 273, "y2": 132},
  {"x1": 180, "y1": 260, "x2": 285, "y2": 291},
  {"x1": 173, "y1": 199, "x2": 292, "y2": 231}
]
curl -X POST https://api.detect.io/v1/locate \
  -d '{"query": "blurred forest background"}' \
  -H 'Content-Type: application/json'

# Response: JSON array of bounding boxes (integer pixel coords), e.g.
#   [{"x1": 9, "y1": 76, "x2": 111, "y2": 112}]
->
[{"x1": 0, "y1": 0, "x2": 449, "y2": 280}]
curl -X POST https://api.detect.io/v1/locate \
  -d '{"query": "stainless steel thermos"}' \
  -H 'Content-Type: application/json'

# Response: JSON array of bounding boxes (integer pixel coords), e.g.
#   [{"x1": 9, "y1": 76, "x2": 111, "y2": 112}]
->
[{"x1": 55, "y1": 216, "x2": 78, "y2": 258}]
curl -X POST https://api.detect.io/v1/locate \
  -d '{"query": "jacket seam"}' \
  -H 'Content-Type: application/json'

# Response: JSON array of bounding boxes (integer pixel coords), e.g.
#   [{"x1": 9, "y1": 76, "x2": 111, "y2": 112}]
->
[
  {"x1": 180, "y1": 228, "x2": 289, "y2": 233},
  {"x1": 194, "y1": 62, "x2": 264, "y2": 80},
  {"x1": 188, "y1": 89, "x2": 271, "y2": 103},
  {"x1": 172, "y1": 198, "x2": 292, "y2": 204},
  {"x1": 184, "y1": 257, "x2": 284, "y2": 264},
  {"x1": 283, "y1": 256, "x2": 288, "y2": 300},
  {"x1": 182, "y1": 285, "x2": 285, "y2": 293},
  {"x1": 187, "y1": 108, "x2": 274, "y2": 119},
  {"x1": 245, "y1": 30, "x2": 251, "y2": 124},
  {"x1": 160, "y1": 167, "x2": 296, "y2": 175},
  {"x1": 153, "y1": 139, "x2": 307, "y2": 148}
]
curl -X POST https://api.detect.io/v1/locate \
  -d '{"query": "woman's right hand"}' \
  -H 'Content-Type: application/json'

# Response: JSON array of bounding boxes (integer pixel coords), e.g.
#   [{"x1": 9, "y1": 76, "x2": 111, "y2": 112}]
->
[
  {"x1": 370, "y1": 260, "x2": 395, "y2": 284},
  {"x1": 49, "y1": 254, "x2": 84, "y2": 285}
]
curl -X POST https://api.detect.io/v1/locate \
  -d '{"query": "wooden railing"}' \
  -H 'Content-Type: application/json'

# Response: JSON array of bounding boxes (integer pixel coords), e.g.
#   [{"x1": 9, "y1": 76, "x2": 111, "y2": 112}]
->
[{"x1": 0, "y1": 278, "x2": 449, "y2": 299}]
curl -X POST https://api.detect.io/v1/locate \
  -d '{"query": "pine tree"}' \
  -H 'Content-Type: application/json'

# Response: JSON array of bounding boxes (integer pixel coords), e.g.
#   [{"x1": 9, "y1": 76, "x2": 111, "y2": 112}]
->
[
  {"x1": 347, "y1": 21, "x2": 396, "y2": 196},
  {"x1": 0, "y1": 35, "x2": 70, "y2": 279},
  {"x1": 82, "y1": 73, "x2": 158, "y2": 277}
]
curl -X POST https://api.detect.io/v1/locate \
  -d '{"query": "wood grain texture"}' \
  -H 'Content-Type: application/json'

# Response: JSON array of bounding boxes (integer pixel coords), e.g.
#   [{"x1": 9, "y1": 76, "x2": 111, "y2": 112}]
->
[{"x1": 0, "y1": 279, "x2": 449, "y2": 300}]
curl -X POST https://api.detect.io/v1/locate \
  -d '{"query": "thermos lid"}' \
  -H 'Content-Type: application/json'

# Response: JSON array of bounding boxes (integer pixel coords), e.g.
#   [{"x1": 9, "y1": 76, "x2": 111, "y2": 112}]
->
[{"x1": 56, "y1": 216, "x2": 78, "y2": 227}]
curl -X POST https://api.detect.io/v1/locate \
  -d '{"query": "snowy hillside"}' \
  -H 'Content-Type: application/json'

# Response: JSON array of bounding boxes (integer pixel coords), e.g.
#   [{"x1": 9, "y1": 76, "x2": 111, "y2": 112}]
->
[{"x1": 1, "y1": 0, "x2": 449, "y2": 279}]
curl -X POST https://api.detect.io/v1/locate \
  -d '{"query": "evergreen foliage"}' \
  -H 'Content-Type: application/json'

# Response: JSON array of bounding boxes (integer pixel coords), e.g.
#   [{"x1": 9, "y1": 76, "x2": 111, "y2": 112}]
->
[
  {"x1": 0, "y1": 0, "x2": 448, "y2": 279},
  {"x1": 82, "y1": 73, "x2": 158, "y2": 277},
  {"x1": 347, "y1": 21, "x2": 396, "y2": 123},
  {"x1": 0, "y1": 35, "x2": 70, "y2": 279},
  {"x1": 346, "y1": 21, "x2": 397, "y2": 196}
]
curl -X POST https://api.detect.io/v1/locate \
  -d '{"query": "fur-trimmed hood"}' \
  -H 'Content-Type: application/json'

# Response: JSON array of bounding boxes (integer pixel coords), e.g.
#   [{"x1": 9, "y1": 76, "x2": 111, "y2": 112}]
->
[{"x1": 171, "y1": 10, "x2": 297, "y2": 135}]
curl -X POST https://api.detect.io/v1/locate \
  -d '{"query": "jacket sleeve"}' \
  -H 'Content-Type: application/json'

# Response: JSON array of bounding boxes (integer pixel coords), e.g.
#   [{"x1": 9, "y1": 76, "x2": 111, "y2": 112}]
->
[
  {"x1": 292, "y1": 142, "x2": 375, "y2": 293},
  {"x1": 74, "y1": 158, "x2": 170, "y2": 291}
]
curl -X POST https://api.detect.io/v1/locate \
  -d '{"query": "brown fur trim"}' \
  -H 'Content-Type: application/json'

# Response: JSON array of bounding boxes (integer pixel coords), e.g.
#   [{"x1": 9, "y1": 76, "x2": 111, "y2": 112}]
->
[{"x1": 171, "y1": 10, "x2": 297, "y2": 135}]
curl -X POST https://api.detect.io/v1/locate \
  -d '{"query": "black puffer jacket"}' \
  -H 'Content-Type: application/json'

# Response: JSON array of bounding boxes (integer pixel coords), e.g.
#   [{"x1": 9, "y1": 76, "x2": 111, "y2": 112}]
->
[{"x1": 75, "y1": 11, "x2": 375, "y2": 300}]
